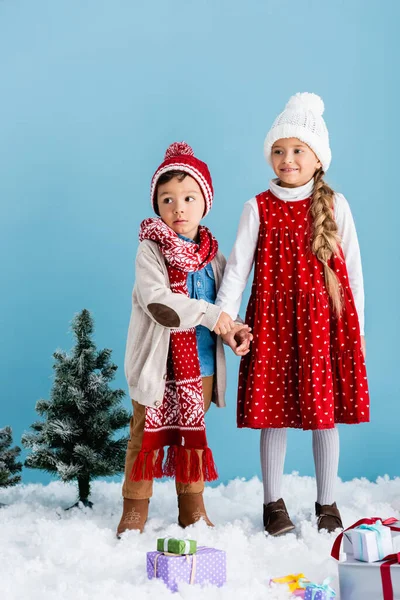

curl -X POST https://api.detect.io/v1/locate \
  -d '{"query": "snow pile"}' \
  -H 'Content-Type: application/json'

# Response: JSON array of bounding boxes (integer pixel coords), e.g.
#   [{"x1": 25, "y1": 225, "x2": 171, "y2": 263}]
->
[{"x1": 1, "y1": 474, "x2": 400, "y2": 600}]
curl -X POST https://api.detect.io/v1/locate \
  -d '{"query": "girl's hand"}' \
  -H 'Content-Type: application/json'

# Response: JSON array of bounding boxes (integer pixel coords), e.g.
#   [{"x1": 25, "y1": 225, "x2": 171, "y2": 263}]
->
[
  {"x1": 213, "y1": 311, "x2": 235, "y2": 335},
  {"x1": 361, "y1": 335, "x2": 366, "y2": 359},
  {"x1": 221, "y1": 324, "x2": 253, "y2": 356}
]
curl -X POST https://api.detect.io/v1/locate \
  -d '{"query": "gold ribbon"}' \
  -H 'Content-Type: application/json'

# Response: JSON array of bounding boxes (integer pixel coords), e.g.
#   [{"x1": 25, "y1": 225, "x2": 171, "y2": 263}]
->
[
  {"x1": 272, "y1": 573, "x2": 308, "y2": 592},
  {"x1": 154, "y1": 552, "x2": 197, "y2": 585}
]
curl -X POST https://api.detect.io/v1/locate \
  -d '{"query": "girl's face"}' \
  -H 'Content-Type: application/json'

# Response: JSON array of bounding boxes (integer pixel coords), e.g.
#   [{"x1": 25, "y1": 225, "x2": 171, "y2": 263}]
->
[
  {"x1": 157, "y1": 174, "x2": 205, "y2": 240},
  {"x1": 271, "y1": 138, "x2": 321, "y2": 188}
]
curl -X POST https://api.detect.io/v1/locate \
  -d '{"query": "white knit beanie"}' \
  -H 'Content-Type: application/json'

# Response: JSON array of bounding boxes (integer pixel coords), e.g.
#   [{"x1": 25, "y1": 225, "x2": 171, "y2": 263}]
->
[{"x1": 264, "y1": 92, "x2": 332, "y2": 172}]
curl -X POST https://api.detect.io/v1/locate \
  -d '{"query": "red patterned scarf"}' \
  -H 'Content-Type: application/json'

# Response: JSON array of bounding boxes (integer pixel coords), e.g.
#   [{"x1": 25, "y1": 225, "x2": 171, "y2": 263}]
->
[{"x1": 131, "y1": 218, "x2": 219, "y2": 484}]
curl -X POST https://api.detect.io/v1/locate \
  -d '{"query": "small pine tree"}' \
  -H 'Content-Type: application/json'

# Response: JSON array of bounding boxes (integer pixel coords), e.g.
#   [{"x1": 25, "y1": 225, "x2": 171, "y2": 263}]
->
[
  {"x1": 22, "y1": 309, "x2": 130, "y2": 507},
  {"x1": 0, "y1": 426, "x2": 22, "y2": 490}
]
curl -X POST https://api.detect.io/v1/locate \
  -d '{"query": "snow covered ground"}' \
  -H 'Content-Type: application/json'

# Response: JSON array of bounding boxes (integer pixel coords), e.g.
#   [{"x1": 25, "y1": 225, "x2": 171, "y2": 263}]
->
[{"x1": 1, "y1": 474, "x2": 400, "y2": 600}]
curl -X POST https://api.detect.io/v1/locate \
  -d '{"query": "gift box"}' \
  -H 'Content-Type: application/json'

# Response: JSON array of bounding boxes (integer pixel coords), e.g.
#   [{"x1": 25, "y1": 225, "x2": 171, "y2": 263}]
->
[
  {"x1": 342, "y1": 518, "x2": 400, "y2": 556},
  {"x1": 147, "y1": 546, "x2": 226, "y2": 593},
  {"x1": 302, "y1": 578, "x2": 336, "y2": 600},
  {"x1": 291, "y1": 589, "x2": 306, "y2": 598},
  {"x1": 156, "y1": 537, "x2": 197, "y2": 555},
  {"x1": 338, "y1": 553, "x2": 400, "y2": 600},
  {"x1": 272, "y1": 574, "x2": 309, "y2": 595},
  {"x1": 350, "y1": 521, "x2": 393, "y2": 563}
]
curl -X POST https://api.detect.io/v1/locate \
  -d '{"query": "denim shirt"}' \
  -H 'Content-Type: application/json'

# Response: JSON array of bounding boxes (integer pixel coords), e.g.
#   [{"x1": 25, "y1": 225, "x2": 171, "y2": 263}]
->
[{"x1": 179, "y1": 235, "x2": 217, "y2": 377}]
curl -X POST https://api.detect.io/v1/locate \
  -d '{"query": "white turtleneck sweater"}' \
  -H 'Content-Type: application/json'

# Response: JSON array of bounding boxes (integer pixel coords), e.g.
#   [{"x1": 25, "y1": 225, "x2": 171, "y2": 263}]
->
[{"x1": 216, "y1": 178, "x2": 365, "y2": 335}]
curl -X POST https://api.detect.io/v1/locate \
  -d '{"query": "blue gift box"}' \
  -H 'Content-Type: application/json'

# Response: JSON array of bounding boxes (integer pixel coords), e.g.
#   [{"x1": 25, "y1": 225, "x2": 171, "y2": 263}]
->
[{"x1": 303, "y1": 578, "x2": 336, "y2": 600}]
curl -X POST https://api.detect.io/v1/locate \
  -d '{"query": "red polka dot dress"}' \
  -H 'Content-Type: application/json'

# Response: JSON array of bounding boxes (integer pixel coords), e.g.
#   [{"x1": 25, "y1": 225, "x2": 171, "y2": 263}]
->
[{"x1": 237, "y1": 190, "x2": 370, "y2": 430}]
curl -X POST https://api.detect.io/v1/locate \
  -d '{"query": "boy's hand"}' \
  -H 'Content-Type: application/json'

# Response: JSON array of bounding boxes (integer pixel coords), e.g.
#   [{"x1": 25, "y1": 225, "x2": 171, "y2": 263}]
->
[
  {"x1": 213, "y1": 311, "x2": 235, "y2": 335},
  {"x1": 222, "y1": 324, "x2": 253, "y2": 356},
  {"x1": 361, "y1": 335, "x2": 366, "y2": 359}
]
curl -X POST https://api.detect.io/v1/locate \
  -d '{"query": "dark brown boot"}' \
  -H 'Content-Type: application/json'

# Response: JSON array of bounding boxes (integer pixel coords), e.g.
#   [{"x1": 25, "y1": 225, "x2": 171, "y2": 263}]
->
[
  {"x1": 178, "y1": 492, "x2": 214, "y2": 528},
  {"x1": 263, "y1": 498, "x2": 295, "y2": 536},
  {"x1": 116, "y1": 498, "x2": 149, "y2": 537},
  {"x1": 315, "y1": 502, "x2": 343, "y2": 533}
]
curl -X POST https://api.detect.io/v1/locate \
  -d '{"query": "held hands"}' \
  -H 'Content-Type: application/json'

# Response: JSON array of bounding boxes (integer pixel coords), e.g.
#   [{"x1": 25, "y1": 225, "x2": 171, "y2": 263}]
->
[
  {"x1": 213, "y1": 310, "x2": 253, "y2": 355},
  {"x1": 213, "y1": 311, "x2": 236, "y2": 335},
  {"x1": 221, "y1": 323, "x2": 253, "y2": 356}
]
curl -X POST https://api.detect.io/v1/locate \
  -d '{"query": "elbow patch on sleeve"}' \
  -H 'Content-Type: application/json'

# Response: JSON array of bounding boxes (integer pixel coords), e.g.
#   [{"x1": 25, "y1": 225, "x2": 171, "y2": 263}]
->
[{"x1": 147, "y1": 303, "x2": 181, "y2": 327}]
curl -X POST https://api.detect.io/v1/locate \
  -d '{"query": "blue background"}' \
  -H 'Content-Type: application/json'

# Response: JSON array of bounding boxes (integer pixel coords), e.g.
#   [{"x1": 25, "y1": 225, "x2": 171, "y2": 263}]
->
[{"x1": 0, "y1": 0, "x2": 397, "y2": 485}]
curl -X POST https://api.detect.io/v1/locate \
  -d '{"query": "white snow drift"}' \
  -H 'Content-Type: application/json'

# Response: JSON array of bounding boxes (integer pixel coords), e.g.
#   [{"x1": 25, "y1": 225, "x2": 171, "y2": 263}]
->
[{"x1": 1, "y1": 474, "x2": 400, "y2": 600}]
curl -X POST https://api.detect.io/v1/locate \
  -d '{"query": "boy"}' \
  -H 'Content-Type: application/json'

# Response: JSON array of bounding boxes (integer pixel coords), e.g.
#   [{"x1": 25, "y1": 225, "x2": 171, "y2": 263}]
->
[{"x1": 117, "y1": 142, "x2": 251, "y2": 535}]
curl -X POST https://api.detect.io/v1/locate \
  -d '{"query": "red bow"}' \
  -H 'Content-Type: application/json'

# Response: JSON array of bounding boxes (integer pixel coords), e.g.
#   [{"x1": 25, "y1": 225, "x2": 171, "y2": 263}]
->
[
  {"x1": 381, "y1": 552, "x2": 400, "y2": 600},
  {"x1": 331, "y1": 517, "x2": 399, "y2": 560}
]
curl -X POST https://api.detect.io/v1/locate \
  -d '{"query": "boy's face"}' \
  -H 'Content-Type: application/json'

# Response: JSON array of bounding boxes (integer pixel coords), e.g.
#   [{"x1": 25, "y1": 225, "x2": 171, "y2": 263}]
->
[
  {"x1": 157, "y1": 175, "x2": 205, "y2": 240},
  {"x1": 271, "y1": 137, "x2": 321, "y2": 188}
]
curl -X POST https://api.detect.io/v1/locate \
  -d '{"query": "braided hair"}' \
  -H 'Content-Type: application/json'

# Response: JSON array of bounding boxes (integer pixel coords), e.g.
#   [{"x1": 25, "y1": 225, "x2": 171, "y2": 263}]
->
[{"x1": 310, "y1": 168, "x2": 343, "y2": 316}]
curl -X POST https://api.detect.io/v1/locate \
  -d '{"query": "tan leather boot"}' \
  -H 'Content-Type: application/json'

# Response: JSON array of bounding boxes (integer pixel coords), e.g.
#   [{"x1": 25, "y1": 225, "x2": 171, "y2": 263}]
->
[
  {"x1": 178, "y1": 492, "x2": 214, "y2": 528},
  {"x1": 116, "y1": 498, "x2": 149, "y2": 537}
]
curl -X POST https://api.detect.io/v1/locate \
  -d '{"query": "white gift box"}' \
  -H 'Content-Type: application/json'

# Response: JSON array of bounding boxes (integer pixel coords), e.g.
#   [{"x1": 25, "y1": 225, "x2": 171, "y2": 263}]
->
[
  {"x1": 350, "y1": 523, "x2": 393, "y2": 563},
  {"x1": 343, "y1": 520, "x2": 400, "y2": 557},
  {"x1": 339, "y1": 554, "x2": 400, "y2": 600}
]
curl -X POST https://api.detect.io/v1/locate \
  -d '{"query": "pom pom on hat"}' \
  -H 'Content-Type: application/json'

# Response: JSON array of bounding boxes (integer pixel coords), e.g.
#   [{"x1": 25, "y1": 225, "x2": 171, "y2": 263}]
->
[
  {"x1": 150, "y1": 142, "x2": 214, "y2": 216},
  {"x1": 285, "y1": 92, "x2": 325, "y2": 116},
  {"x1": 264, "y1": 92, "x2": 332, "y2": 172},
  {"x1": 164, "y1": 141, "x2": 195, "y2": 160}
]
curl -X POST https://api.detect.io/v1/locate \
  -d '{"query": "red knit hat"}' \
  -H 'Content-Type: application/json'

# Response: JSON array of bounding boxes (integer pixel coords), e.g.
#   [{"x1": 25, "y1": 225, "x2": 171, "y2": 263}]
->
[{"x1": 150, "y1": 142, "x2": 214, "y2": 216}]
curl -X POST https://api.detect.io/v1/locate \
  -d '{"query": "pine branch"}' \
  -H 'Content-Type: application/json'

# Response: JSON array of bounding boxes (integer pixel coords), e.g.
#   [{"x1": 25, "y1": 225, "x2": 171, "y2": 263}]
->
[
  {"x1": 68, "y1": 387, "x2": 90, "y2": 413},
  {"x1": 0, "y1": 426, "x2": 12, "y2": 451},
  {"x1": 45, "y1": 419, "x2": 81, "y2": 443},
  {"x1": 35, "y1": 399, "x2": 51, "y2": 416},
  {"x1": 0, "y1": 427, "x2": 23, "y2": 488},
  {"x1": 56, "y1": 461, "x2": 82, "y2": 482},
  {"x1": 95, "y1": 348, "x2": 112, "y2": 370},
  {"x1": 24, "y1": 449, "x2": 58, "y2": 474},
  {"x1": 29, "y1": 420, "x2": 45, "y2": 433},
  {"x1": 108, "y1": 407, "x2": 131, "y2": 430}
]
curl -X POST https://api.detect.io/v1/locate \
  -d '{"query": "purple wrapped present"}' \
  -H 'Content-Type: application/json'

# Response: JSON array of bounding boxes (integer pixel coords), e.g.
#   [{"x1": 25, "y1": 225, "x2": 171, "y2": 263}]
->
[
  {"x1": 303, "y1": 577, "x2": 336, "y2": 600},
  {"x1": 146, "y1": 546, "x2": 226, "y2": 593}
]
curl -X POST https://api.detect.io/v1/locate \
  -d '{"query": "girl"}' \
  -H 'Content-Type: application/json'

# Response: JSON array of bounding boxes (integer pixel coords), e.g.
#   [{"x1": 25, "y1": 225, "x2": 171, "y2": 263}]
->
[
  {"x1": 117, "y1": 142, "x2": 250, "y2": 536},
  {"x1": 217, "y1": 93, "x2": 369, "y2": 535}
]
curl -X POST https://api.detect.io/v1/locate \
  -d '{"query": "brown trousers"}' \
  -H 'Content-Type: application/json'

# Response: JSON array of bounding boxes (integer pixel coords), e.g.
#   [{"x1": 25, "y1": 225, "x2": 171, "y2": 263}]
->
[{"x1": 122, "y1": 376, "x2": 214, "y2": 499}]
